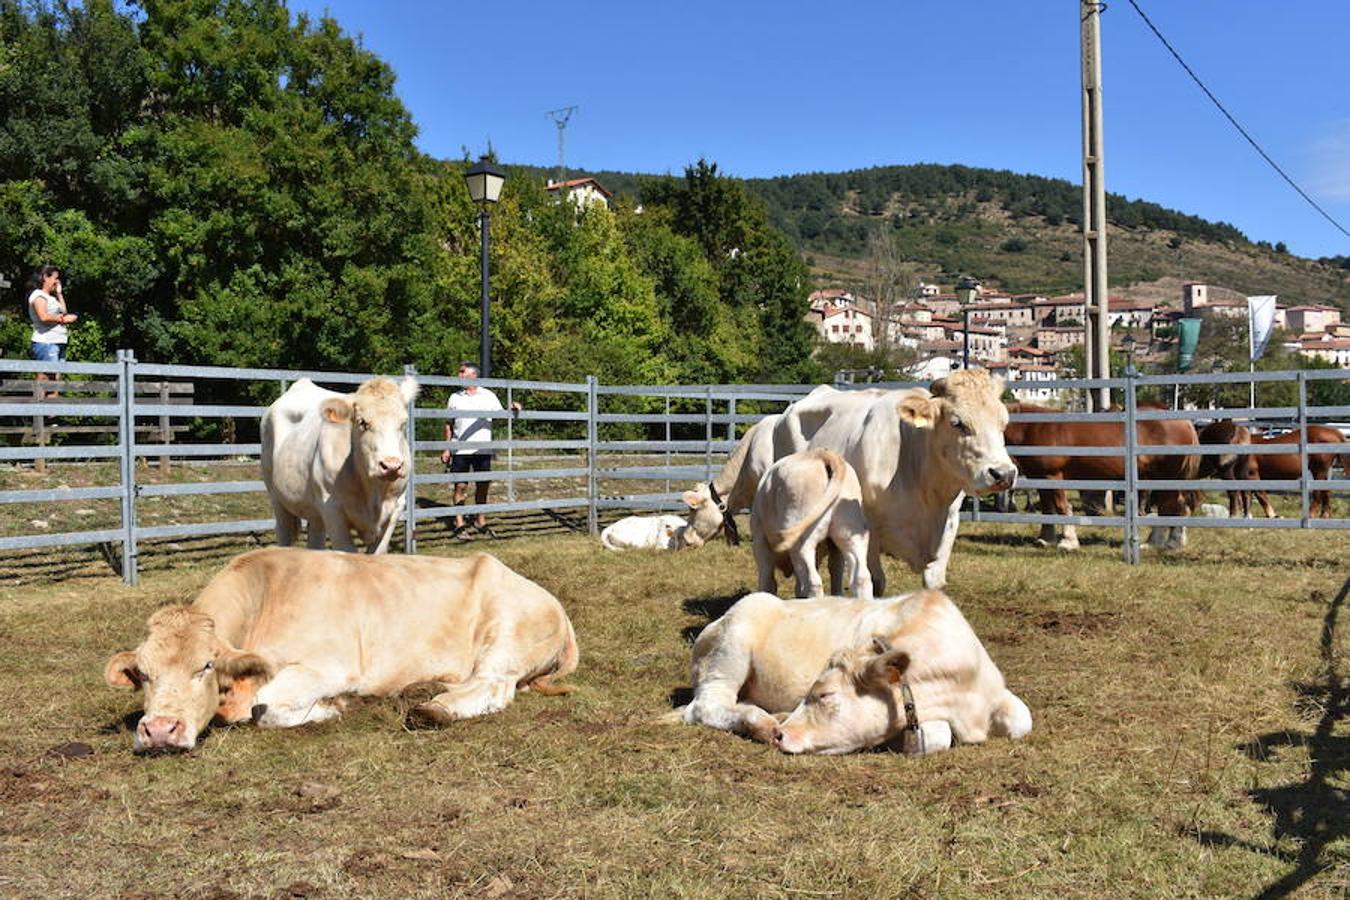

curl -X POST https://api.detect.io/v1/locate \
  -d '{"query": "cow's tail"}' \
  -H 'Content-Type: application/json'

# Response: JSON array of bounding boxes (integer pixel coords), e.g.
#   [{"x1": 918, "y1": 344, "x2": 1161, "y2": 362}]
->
[
  {"x1": 768, "y1": 449, "x2": 848, "y2": 554},
  {"x1": 527, "y1": 615, "x2": 579, "y2": 696}
]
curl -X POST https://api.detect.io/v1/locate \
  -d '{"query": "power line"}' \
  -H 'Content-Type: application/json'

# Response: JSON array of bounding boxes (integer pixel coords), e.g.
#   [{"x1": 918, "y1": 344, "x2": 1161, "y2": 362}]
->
[{"x1": 1125, "y1": 0, "x2": 1349, "y2": 241}]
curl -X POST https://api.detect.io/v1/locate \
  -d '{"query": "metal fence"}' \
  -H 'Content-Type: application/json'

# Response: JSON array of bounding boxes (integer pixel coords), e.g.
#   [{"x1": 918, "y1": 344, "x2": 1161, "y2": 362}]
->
[{"x1": 1, "y1": 355, "x2": 1346, "y2": 584}]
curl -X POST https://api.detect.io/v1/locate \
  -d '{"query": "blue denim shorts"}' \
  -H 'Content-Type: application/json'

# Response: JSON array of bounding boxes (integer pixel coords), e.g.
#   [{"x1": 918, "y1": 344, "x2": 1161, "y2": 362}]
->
[{"x1": 31, "y1": 342, "x2": 68, "y2": 363}]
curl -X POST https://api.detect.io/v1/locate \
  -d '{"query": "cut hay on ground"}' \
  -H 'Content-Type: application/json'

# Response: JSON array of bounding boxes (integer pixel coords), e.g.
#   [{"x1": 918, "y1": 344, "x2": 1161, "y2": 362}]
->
[{"x1": 0, "y1": 524, "x2": 1345, "y2": 898}]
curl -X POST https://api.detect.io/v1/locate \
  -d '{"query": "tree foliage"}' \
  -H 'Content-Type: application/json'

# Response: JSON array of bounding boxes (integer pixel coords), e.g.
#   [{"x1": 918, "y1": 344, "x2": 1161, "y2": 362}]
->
[{"x1": 1, "y1": 1, "x2": 821, "y2": 388}]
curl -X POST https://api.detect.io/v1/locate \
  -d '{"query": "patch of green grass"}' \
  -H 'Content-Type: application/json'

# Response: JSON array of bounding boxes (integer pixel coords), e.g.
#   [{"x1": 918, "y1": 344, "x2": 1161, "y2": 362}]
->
[{"x1": 0, "y1": 525, "x2": 1346, "y2": 897}]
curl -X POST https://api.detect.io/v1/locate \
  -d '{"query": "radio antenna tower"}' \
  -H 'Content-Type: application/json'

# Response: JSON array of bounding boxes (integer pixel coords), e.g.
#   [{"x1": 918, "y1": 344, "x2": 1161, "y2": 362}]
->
[{"x1": 545, "y1": 105, "x2": 578, "y2": 184}]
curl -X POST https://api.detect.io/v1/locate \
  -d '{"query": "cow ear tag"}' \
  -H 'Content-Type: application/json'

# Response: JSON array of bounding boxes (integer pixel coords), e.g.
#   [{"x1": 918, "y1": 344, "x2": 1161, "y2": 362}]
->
[{"x1": 897, "y1": 397, "x2": 934, "y2": 430}]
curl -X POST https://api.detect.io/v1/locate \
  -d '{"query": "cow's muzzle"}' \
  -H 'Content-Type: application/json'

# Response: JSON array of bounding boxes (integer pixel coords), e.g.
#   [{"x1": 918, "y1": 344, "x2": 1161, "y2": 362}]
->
[
  {"x1": 986, "y1": 464, "x2": 1018, "y2": 492},
  {"x1": 376, "y1": 457, "x2": 405, "y2": 481},
  {"x1": 136, "y1": 716, "x2": 193, "y2": 752}
]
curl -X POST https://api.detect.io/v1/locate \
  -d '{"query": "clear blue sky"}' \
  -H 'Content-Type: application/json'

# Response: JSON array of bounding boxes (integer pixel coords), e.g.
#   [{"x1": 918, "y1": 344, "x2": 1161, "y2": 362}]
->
[{"x1": 292, "y1": 0, "x2": 1349, "y2": 260}]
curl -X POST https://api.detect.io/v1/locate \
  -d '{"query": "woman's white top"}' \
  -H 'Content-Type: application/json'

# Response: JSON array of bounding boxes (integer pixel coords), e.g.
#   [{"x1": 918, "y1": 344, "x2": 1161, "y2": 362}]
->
[{"x1": 28, "y1": 290, "x2": 68, "y2": 344}]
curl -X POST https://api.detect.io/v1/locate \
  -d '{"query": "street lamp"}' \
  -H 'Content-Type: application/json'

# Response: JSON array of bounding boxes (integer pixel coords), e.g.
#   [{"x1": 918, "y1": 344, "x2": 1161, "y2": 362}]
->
[
  {"x1": 463, "y1": 155, "x2": 506, "y2": 377},
  {"x1": 1121, "y1": 332, "x2": 1137, "y2": 376}
]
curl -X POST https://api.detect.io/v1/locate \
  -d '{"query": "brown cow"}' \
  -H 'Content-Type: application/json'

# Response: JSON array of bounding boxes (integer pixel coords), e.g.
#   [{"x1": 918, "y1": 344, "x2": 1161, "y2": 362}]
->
[
  {"x1": 1005, "y1": 404, "x2": 1200, "y2": 551},
  {"x1": 1197, "y1": 420, "x2": 1253, "y2": 517},
  {"x1": 1243, "y1": 426, "x2": 1346, "y2": 519}
]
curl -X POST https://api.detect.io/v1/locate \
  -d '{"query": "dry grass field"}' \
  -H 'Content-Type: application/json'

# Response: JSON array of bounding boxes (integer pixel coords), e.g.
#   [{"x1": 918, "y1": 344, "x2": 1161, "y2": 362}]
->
[{"x1": 0, "y1": 520, "x2": 1346, "y2": 899}]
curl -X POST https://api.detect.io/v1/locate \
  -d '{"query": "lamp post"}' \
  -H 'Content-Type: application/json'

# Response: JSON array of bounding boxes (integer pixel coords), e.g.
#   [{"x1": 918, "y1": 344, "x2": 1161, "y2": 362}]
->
[
  {"x1": 1121, "y1": 332, "x2": 1137, "y2": 377},
  {"x1": 463, "y1": 156, "x2": 506, "y2": 377}
]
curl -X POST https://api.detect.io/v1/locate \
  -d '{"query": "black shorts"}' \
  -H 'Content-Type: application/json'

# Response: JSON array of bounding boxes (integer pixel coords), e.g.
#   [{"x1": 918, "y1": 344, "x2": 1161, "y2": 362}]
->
[{"x1": 448, "y1": 453, "x2": 493, "y2": 475}]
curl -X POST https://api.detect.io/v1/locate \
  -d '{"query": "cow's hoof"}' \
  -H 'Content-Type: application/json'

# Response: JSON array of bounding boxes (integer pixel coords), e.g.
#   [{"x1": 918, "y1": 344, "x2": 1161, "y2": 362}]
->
[
  {"x1": 1056, "y1": 539, "x2": 1080, "y2": 551},
  {"x1": 1034, "y1": 538, "x2": 1052, "y2": 548},
  {"x1": 408, "y1": 701, "x2": 457, "y2": 729}
]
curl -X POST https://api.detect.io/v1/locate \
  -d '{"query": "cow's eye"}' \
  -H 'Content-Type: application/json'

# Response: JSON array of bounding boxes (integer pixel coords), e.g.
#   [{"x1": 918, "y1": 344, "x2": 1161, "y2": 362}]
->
[
  {"x1": 950, "y1": 415, "x2": 970, "y2": 435},
  {"x1": 812, "y1": 691, "x2": 834, "y2": 704},
  {"x1": 195, "y1": 661, "x2": 213, "y2": 678}
]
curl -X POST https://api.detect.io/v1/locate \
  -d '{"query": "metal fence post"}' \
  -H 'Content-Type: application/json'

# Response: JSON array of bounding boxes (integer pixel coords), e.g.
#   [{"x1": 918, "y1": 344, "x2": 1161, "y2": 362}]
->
[
  {"x1": 1123, "y1": 371, "x2": 1140, "y2": 564},
  {"x1": 586, "y1": 375, "x2": 598, "y2": 535},
  {"x1": 727, "y1": 396, "x2": 737, "y2": 442},
  {"x1": 1297, "y1": 371, "x2": 1309, "y2": 526},
  {"x1": 704, "y1": 386, "x2": 714, "y2": 482},
  {"x1": 664, "y1": 394, "x2": 672, "y2": 495},
  {"x1": 506, "y1": 383, "x2": 515, "y2": 503},
  {"x1": 118, "y1": 349, "x2": 139, "y2": 585},
  {"x1": 404, "y1": 363, "x2": 418, "y2": 555}
]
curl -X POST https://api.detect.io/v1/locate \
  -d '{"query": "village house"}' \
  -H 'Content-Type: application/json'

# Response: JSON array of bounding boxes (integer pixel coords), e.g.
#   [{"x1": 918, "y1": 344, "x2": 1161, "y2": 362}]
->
[
  {"x1": 1107, "y1": 296, "x2": 1156, "y2": 330},
  {"x1": 999, "y1": 362, "x2": 1064, "y2": 404},
  {"x1": 969, "y1": 300, "x2": 1036, "y2": 328},
  {"x1": 1035, "y1": 325, "x2": 1086, "y2": 352},
  {"x1": 1284, "y1": 304, "x2": 1341, "y2": 336},
  {"x1": 805, "y1": 290, "x2": 875, "y2": 351},
  {"x1": 926, "y1": 293, "x2": 963, "y2": 318},
  {"x1": 1032, "y1": 294, "x2": 1086, "y2": 325},
  {"x1": 1290, "y1": 333, "x2": 1350, "y2": 366},
  {"x1": 546, "y1": 176, "x2": 613, "y2": 209}
]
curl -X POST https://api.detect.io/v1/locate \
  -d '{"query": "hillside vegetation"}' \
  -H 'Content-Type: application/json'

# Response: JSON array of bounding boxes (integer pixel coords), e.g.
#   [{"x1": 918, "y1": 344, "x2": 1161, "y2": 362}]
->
[{"x1": 557, "y1": 164, "x2": 1350, "y2": 311}]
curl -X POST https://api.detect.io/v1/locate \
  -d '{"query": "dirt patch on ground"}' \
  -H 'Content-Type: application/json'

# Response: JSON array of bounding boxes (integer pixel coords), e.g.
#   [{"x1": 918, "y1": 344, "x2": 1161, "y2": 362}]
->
[{"x1": 984, "y1": 607, "x2": 1120, "y2": 644}]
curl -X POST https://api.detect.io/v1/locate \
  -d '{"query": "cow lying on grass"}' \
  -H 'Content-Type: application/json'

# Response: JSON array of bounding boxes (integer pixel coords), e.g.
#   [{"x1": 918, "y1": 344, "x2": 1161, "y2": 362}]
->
[
  {"x1": 751, "y1": 449, "x2": 871, "y2": 600},
  {"x1": 600, "y1": 514, "x2": 688, "y2": 551},
  {"x1": 104, "y1": 548, "x2": 578, "y2": 752},
  {"x1": 666, "y1": 590, "x2": 1031, "y2": 755}
]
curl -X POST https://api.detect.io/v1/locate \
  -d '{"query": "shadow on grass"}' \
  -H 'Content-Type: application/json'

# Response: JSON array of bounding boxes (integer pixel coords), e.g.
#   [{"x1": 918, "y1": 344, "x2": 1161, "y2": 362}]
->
[{"x1": 1186, "y1": 577, "x2": 1348, "y2": 899}]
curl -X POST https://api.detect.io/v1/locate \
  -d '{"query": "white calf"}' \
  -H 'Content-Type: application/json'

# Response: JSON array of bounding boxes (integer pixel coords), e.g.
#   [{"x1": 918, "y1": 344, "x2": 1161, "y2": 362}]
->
[{"x1": 751, "y1": 449, "x2": 872, "y2": 600}]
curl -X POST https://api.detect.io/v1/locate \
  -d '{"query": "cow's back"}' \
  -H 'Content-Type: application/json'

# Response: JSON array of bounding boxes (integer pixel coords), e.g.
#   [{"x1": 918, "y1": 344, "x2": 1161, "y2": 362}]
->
[
  {"x1": 261, "y1": 379, "x2": 347, "y2": 514},
  {"x1": 195, "y1": 548, "x2": 573, "y2": 694}
]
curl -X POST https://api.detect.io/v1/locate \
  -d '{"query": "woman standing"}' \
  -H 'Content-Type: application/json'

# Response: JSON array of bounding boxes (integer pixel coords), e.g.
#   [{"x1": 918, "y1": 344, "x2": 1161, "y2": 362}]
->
[{"x1": 27, "y1": 265, "x2": 77, "y2": 397}]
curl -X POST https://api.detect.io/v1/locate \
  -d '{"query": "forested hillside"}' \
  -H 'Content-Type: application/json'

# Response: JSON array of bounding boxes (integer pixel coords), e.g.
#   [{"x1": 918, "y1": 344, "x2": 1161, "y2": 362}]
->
[
  {"x1": 0, "y1": 1, "x2": 818, "y2": 385},
  {"x1": 548, "y1": 164, "x2": 1350, "y2": 311}
]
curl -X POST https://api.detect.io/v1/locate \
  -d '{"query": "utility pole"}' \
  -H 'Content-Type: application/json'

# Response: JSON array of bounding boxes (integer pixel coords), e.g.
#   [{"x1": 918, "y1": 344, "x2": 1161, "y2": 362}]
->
[
  {"x1": 545, "y1": 106, "x2": 578, "y2": 185},
  {"x1": 1080, "y1": 0, "x2": 1111, "y2": 411}
]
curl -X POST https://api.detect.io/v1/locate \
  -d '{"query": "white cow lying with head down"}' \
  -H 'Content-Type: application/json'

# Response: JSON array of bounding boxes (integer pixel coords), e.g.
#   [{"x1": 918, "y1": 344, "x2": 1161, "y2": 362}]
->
[
  {"x1": 104, "y1": 548, "x2": 578, "y2": 752},
  {"x1": 667, "y1": 589, "x2": 1030, "y2": 755},
  {"x1": 600, "y1": 514, "x2": 688, "y2": 551},
  {"x1": 751, "y1": 449, "x2": 871, "y2": 600},
  {"x1": 261, "y1": 376, "x2": 418, "y2": 553}
]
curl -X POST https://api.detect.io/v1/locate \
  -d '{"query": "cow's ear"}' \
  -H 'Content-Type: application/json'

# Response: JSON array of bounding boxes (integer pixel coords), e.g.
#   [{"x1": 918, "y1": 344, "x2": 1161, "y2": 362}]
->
[
  {"x1": 682, "y1": 489, "x2": 704, "y2": 509},
  {"x1": 214, "y1": 648, "x2": 274, "y2": 682},
  {"x1": 864, "y1": 648, "x2": 910, "y2": 686},
  {"x1": 321, "y1": 398, "x2": 352, "y2": 425},
  {"x1": 104, "y1": 651, "x2": 143, "y2": 690},
  {"x1": 398, "y1": 376, "x2": 420, "y2": 406},
  {"x1": 897, "y1": 395, "x2": 936, "y2": 430}
]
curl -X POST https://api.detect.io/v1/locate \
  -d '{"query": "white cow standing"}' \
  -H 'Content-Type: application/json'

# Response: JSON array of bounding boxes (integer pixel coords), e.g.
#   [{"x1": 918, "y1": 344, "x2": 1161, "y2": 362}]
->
[
  {"x1": 261, "y1": 376, "x2": 419, "y2": 553},
  {"x1": 772, "y1": 369, "x2": 1017, "y2": 592},
  {"x1": 750, "y1": 449, "x2": 872, "y2": 600},
  {"x1": 666, "y1": 589, "x2": 1031, "y2": 756},
  {"x1": 600, "y1": 514, "x2": 688, "y2": 551}
]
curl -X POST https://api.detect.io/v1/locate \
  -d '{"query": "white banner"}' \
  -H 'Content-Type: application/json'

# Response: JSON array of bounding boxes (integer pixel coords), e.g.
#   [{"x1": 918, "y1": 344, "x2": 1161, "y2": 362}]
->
[{"x1": 1247, "y1": 295, "x2": 1277, "y2": 362}]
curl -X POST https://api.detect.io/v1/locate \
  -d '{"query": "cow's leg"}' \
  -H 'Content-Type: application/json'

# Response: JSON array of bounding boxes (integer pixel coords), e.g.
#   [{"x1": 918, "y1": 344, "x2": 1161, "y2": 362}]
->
[
  {"x1": 867, "y1": 538, "x2": 886, "y2": 598},
  {"x1": 1254, "y1": 490, "x2": 1278, "y2": 518},
  {"x1": 678, "y1": 612, "x2": 782, "y2": 744},
  {"x1": 272, "y1": 499, "x2": 300, "y2": 547},
  {"x1": 1054, "y1": 490, "x2": 1078, "y2": 550},
  {"x1": 1034, "y1": 490, "x2": 1058, "y2": 546},
  {"x1": 790, "y1": 544, "x2": 824, "y2": 599},
  {"x1": 319, "y1": 506, "x2": 357, "y2": 552},
  {"x1": 921, "y1": 496, "x2": 962, "y2": 589},
  {"x1": 416, "y1": 676, "x2": 517, "y2": 722},
  {"x1": 829, "y1": 504, "x2": 872, "y2": 600},
  {"x1": 752, "y1": 531, "x2": 779, "y2": 595},
  {"x1": 305, "y1": 518, "x2": 327, "y2": 550},
  {"x1": 251, "y1": 665, "x2": 343, "y2": 728},
  {"x1": 826, "y1": 542, "x2": 845, "y2": 595}
]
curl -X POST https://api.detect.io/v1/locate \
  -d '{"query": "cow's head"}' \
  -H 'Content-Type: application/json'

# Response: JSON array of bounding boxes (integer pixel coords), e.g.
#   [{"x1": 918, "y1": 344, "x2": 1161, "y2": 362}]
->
[
  {"x1": 104, "y1": 606, "x2": 273, "y2": 752},
  {"x1": 898, "y1": 369, "x2": 1016, "y2": 494},
  {"x1": 678, "y1": 484, "x2": 740, "y2": 547},
  {"x1": 320, "y1": 376, "x2": 419, "y2": 483},
  {"x1": 770, "y1": 637, "x2": 912, "y2": 755}
]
